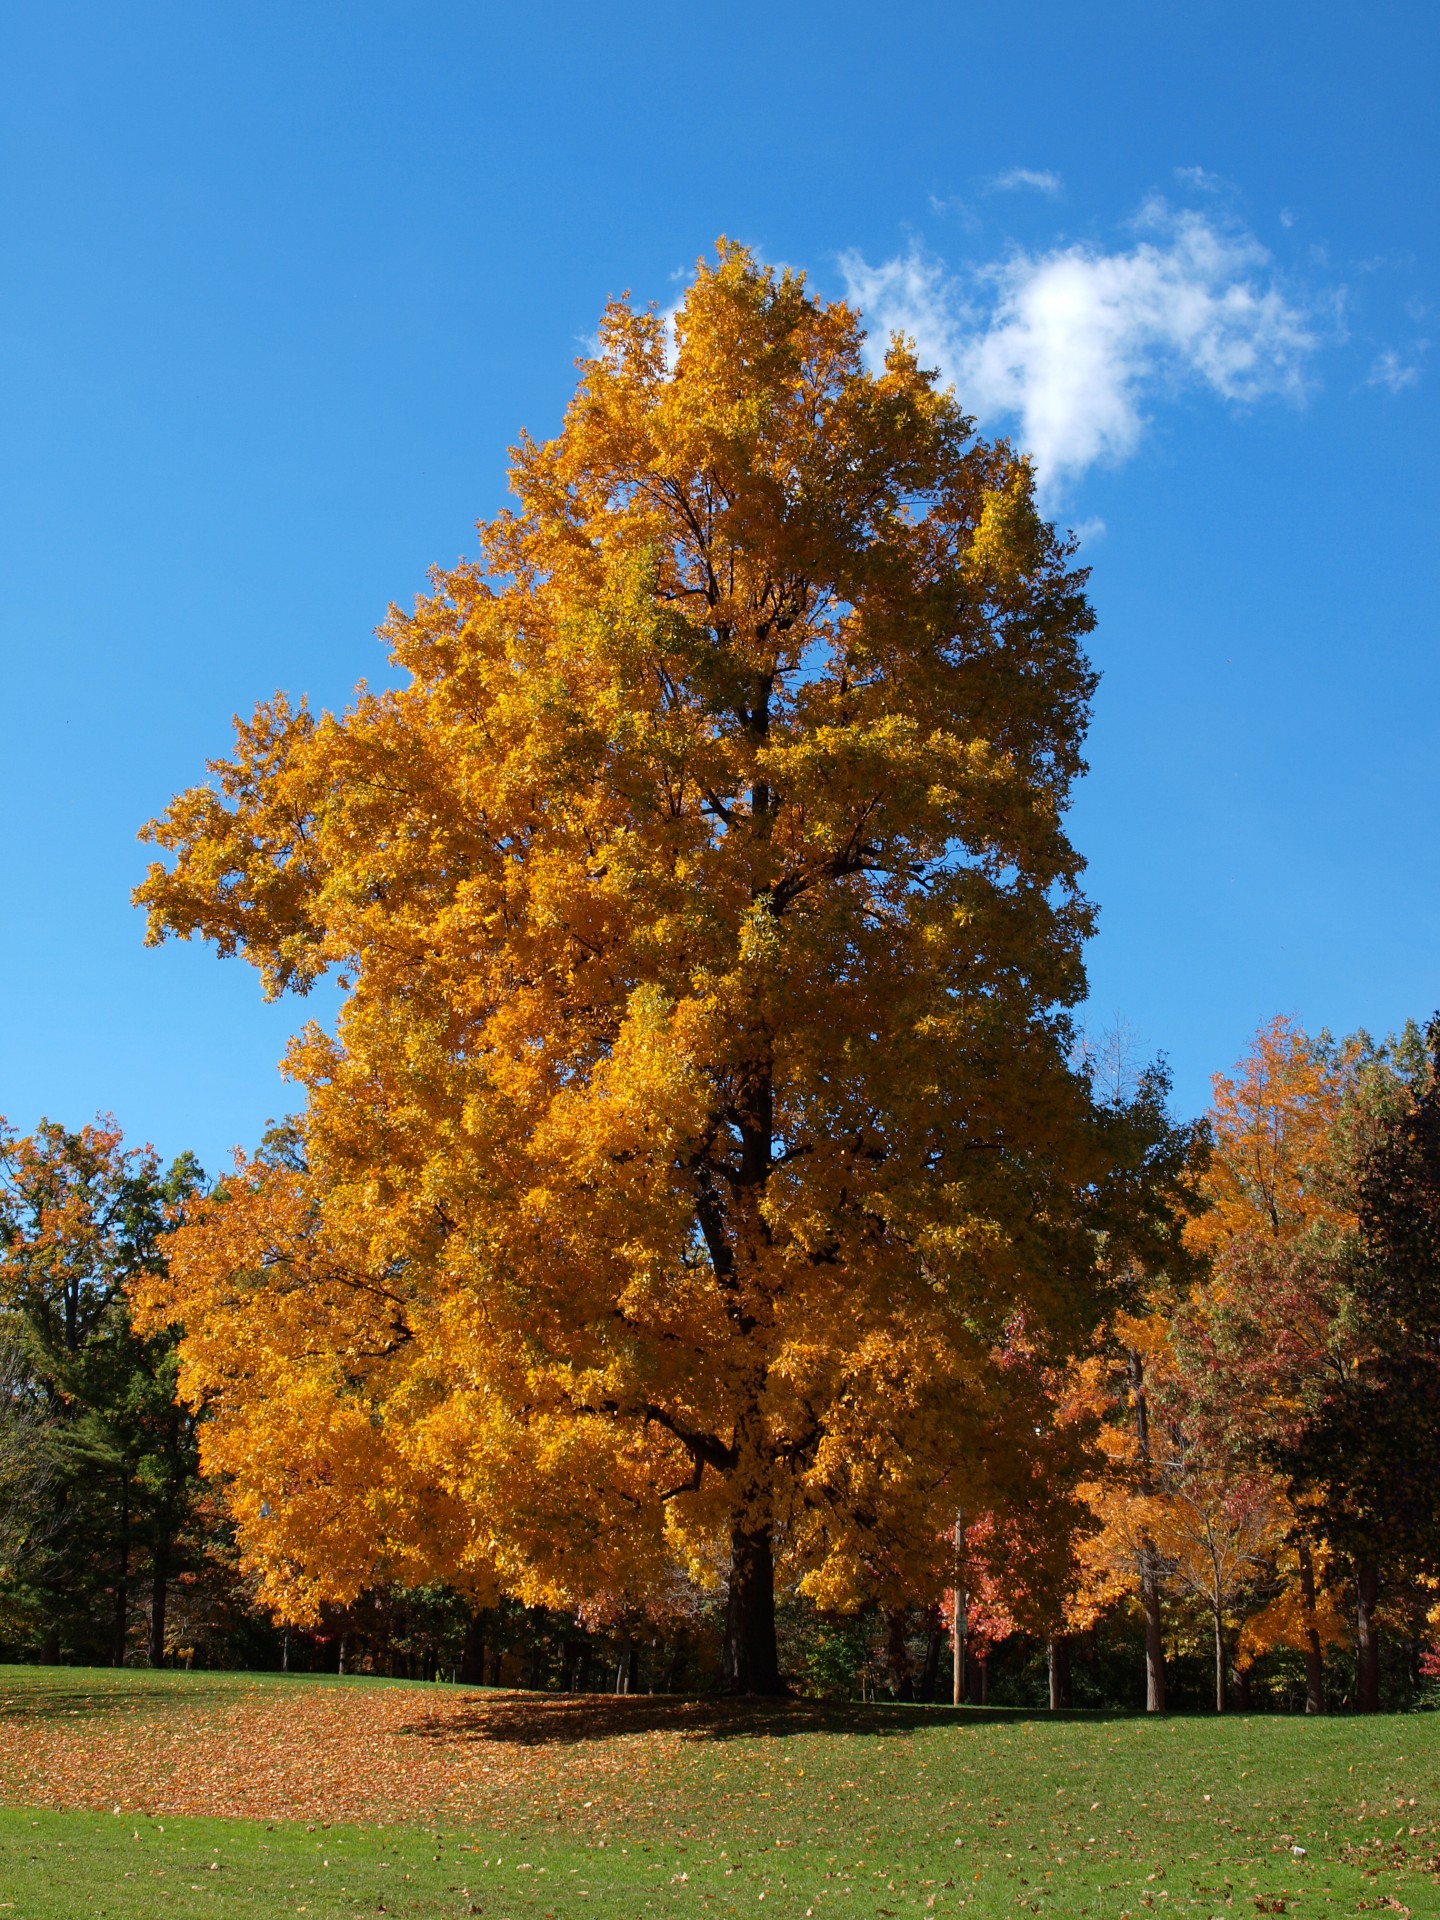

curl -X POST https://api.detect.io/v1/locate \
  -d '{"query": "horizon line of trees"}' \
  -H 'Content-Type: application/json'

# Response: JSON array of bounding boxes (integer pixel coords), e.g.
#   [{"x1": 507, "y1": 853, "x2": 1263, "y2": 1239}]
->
[{"x1": 3, "y1": 1012, "x2": 1439, "y2": 1712}]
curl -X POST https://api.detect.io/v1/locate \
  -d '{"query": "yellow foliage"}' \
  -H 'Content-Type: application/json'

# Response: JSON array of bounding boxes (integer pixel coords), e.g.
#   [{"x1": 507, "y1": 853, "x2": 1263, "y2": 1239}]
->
[{"x1": 135, "y1": 243, "x2": 1120, "y2": 1653}]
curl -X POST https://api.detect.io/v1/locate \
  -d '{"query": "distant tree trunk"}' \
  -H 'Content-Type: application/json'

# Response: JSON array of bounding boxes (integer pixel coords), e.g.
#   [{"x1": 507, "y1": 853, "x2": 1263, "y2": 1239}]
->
[
  {"x1": 1356, "y1": 1557, "x2": 1380, "y2": 1713},
  {"x1": 488, "y1": 1649, "x2": 502, "y2": 1687},
  {"x1": 886, "y1": 1609, "x2": 915, "y2": 1700},
  {"x1": 459, "y1": 1612, "x2": 486, "y2": 1687},
  {"x1": 614, "y1": 1630, "x2": 634, "y2": 1695},
  {"x1": 523, "y1": 1620, "x2": 546, "y2": 1690},
  {"x1": 147, "y1": 1533, "x2": 170, "y2": 1669},
  {"x1": 722, "y1": 1523, "x2": 783, "y2": 1695},
  {"x1": 113, "y1": 1484, "x2": 130, "y2": 1667},
  {"x1": 1297, "y1": 1536, "x2": 1325, "y2": 1714},
  {"x1": 1139, "y1": 1546, "x2": 1167, "y2": 1713},
  {"x1": 976, "y1": 1655, "x2": 989, "y2": 1706},
  {"x1": 662, "y1": 1634, "x2": 686, "y2": 1694},
  {"x1": 1047, "y1": 1634, "x2": 1072, "y2": 1711},
  {"x1": 1128, "y1": 1349, "x2": 1167, "y2": 1713},
  {"x1": 1212, "y1": 1604, "x2": 1227, "y2": 1713},
  {"x1": 952, "y1": 1510, "x2": 967, "y2": 1707},
  {"x1": 337, "y1": 1632, "x2": 348, "y2": 1676},
  {"x1": 917, "y1": 1608, "x2": 943, "y2": 1703}
]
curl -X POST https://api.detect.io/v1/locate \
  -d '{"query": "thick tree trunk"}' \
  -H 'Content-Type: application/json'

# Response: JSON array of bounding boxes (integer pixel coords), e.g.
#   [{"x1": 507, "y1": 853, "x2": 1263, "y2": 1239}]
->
[
  {"x1": 1047, "y1": 1634, "x2": 1072, "y2": 1711},
  {"x1": 147, "y1": 1534, "x2": 169, "y2": 1669},
  {"x1": 1356, "y1": 1557, "x2": 1380, "y2": 1713},
  {"x1": 722, "y1": 1522, "x2": 783, "y2": 1695},
  {"x1": 1297, "y1": 1536, "x2": 1325, "y2": 1714},
  {"x1": 460, "y1": 1611, "x2": 487, "y2": 1687}
]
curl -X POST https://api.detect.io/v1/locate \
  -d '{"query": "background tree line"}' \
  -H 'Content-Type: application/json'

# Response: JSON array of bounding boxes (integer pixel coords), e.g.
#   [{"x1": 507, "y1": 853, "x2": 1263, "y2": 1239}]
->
[{"x1": 4, "y1": 1011, "x2": 1439, "y2": 1709}]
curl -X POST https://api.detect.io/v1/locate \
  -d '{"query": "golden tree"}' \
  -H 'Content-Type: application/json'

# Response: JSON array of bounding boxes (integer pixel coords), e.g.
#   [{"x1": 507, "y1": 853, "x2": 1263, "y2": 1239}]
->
[{"x1": 136, "y1": 243, "x2": 1142, "y2": 1691}]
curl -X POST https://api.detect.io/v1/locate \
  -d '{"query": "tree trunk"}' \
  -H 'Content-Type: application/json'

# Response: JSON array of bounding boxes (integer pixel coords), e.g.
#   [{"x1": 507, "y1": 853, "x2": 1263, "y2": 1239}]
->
[
  {"x1": 1139, "y1": 1541, "x2": 1166, "y2": 1713},
  {"x1": 1297, "y1": 1536, "x2": 1325, "y2": 1714},
  {"x1": 722, "y1": 1522, "x2": 783, "y2": 1695},
  {"x1": 1356, "y1": 1556, "x2": 1380, "y2": 1713},
  {"x1": 614, "y1": 1630, "x2": 633, "y2": 1695},
  {"x1": 976, "y1": 1655, "x2": 989, "y2": 1706},
  {"x1": 1047, "y1": 1634, "x2": 1072, "y2": 1711},
  {"x1": 663, "y1": 1634, "x2": 686, "y2": 1694},
  {"x1": 886, "y1": 1609, "x2": 914, "y2": 1700},
  {"x1": 917, "y1": 1610, "x2": 942, "y2": 1703},
  {"x1": 951, "y1": 1510, "x2": 966, "y2": 1707},
  {"x1": 1128, "y1": 1349, "x2": 1166, "y2": 1714},
  {"x1": 147, "y1": 1533, "x2": 169, "y2": 1669},
  {"x1": 459, "y1": 1611, "x2": 487, "y2": 1687},
  {"x1": 1213, "y1": 1605, "x2": 1226, "y2": 1713},
  {"x1": 113, "y1": 1487, "x2": 130, "y2": 1668}
]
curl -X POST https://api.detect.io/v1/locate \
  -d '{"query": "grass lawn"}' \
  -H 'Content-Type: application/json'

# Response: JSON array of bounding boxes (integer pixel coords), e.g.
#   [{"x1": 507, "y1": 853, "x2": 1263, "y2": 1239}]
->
[{"x1": 0, "y1": 1667, "x2": 1436, "y2": 1918}]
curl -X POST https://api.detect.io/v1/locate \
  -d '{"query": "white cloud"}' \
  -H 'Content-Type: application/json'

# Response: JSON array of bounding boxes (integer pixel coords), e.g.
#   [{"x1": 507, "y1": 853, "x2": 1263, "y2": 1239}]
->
[
  {"x1": 840, "y1": 207, "x2": 1319, "y2": 492},
  {"x1": 991, "y1": 168, "x2": 1063, "y2": 196},
  {"x1": 1070, "y1": 516, "x2": 1107, "y2": 546},
  {"x1": 1367, "y1": 346, "x2": 1425, "y2": 393}
]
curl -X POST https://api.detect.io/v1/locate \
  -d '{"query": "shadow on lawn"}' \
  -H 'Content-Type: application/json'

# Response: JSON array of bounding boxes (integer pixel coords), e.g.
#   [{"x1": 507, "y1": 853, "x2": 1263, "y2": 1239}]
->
[
  {"x1": 404, "y1": 1692, "x2": 1126, "y2": 1747},
  {"x1": 0, "y1": 1683, "x2": 244, "y2": 1721}
]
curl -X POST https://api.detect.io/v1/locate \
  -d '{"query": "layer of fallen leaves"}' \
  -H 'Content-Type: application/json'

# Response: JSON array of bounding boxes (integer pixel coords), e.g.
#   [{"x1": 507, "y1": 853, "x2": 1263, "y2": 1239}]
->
[{"x1": 0, "y1": 1683, "x2": 841, "y2": 1828}]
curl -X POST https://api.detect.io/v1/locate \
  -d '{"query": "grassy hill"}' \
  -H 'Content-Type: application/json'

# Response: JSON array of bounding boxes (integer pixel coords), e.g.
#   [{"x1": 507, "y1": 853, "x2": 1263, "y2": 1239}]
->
[{"x1": 0, "y1": 1665, "x2": 1436, "y2": 1917}]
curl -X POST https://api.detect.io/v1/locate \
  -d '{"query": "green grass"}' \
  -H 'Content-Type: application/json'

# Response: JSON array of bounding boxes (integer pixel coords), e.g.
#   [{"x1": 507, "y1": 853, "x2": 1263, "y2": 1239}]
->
[{"x1": 1, "y1": 1666, "x2": 1438, "y2": 1917}]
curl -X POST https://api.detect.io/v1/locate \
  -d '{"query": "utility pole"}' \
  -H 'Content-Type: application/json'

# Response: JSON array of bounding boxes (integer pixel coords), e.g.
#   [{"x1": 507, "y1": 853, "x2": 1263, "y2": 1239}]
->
[{"x1": 951, "y1": 1508, "x2": 966, "y2": 1707}]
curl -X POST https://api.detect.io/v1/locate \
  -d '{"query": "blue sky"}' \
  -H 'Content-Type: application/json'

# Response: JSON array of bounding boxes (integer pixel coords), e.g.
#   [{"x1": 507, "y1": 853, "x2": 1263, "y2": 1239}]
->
[{"x1": 2, "y1": 0, "x2": 1435, "y2": 1172}]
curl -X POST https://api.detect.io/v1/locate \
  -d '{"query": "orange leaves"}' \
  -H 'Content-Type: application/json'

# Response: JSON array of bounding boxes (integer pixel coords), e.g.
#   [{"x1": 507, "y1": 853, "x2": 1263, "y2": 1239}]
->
[
  {"x1": 134, "y1": 239, "x2": 1118, "y2": 1634},
  {"x1": 1190, "y1": 1016, "x2": 1359, "y2": 1252}
]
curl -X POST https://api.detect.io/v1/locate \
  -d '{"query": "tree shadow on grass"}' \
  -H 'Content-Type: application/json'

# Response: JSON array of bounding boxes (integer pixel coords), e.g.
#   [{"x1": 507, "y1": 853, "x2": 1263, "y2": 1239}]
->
[
  {"x1": 0, "y1": 1682, "x2": 246, "y2": 1721},
  {"x1": 403, "y1": 1692, "x2": 1132, "y2": 1747}
]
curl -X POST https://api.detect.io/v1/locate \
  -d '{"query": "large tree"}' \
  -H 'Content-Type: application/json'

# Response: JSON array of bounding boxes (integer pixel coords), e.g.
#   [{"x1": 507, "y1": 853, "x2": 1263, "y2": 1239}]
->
[{"x1": 136, "y1": 243, "x2": 1168, "y2": 1691}]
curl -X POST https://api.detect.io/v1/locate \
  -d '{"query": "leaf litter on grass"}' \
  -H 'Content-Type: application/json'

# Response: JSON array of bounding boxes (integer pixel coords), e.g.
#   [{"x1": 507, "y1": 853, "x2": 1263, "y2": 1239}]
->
[{"x1": 1, "y1": 1672, "x2": 1439, "y2": 1916}]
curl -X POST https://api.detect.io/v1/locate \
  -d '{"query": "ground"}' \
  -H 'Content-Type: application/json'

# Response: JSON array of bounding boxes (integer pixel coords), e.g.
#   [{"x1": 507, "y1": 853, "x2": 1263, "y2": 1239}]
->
[{"x1": 0, "y1": 1666, "x2": 1436, "y2": 1917}]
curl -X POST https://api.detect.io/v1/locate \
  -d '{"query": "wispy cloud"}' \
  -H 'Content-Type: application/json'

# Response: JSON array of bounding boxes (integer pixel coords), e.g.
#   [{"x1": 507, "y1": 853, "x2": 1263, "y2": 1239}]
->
[
  {"x1": 1367, "y1": 346, "x2": 1426, "y2": 393},
  {"x1": 991, "y1": 168, "x2": 1062, "y2": 197},
  {"x1": 840, "y1": 204, "x2": 1321, "y2": 493}
]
